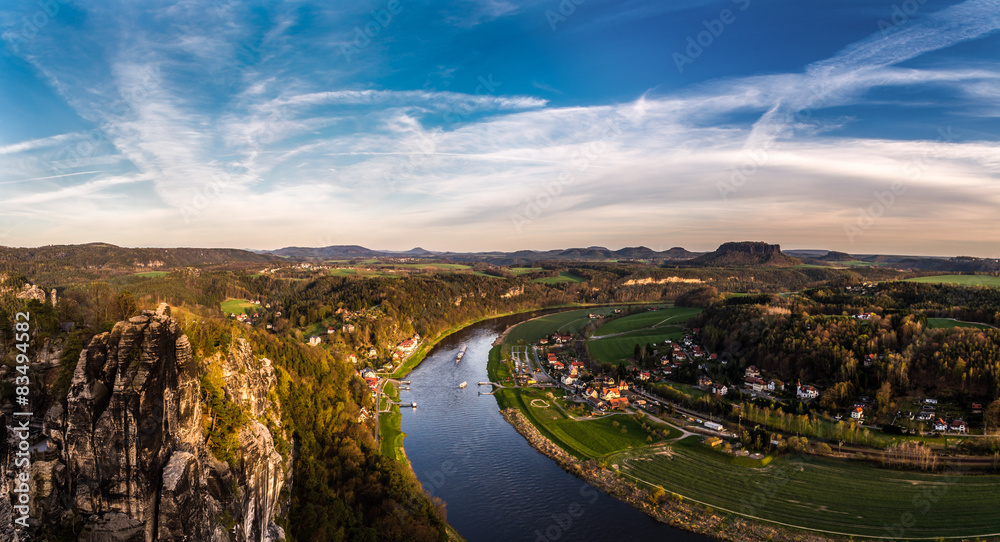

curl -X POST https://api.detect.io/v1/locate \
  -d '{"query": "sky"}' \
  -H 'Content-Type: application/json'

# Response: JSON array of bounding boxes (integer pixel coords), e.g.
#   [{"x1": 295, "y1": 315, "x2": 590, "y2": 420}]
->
[{"x1": 0, "y1": 0, "x2": 998, "y2": 256}]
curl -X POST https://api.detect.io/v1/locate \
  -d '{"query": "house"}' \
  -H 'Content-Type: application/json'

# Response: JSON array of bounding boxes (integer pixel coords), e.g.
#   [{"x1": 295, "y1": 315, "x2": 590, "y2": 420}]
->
[
  {"x1": 539, "y1": 338, "x2": 549, "y2": 345},
  {"x1": 357, "y1": 407, "x2": 371, "y2": 423},
  {"x1": 768, "y1": 379, "x2": 784, "y2": 392},
  {"x1": 347, "y1": 354, "x2": 358, "y2": 364},
  {"x1": 972, "y1": 403, "x2": 984, "y2": 414},
  {"x1": 602, "y1": 388, "x2": 621, "y2": 401},
  {"x1": 397, "y1": 338, "x2": 418, "y2": 353},
  {"x1": 932, "y1": 419, "x2": 948, "y2": 432},
  {"x1": 924, "y1": 398, "x2": 938, "y2": 405},
  {"x1": 547, "y1": 353, "x2": 558, "y2": 363},
  {"x1": 638, "y1": 371, "x2": 651, "y2": 381},
  {"x1": 552, "y1": 361, "x2": 565, "y2": 370},
  {"x1": 709, "y1": 353, "x2": 718, "y2": 361},
  {"x1": 864, "y1": 354, "x2": 877, "y2": 367},
  {"x1": 562, "y1": 375, "x2": 577, "y2": 386},
  {"x1": 854, "y1": 313, "x2": 872, "y2": 320},
  {"x1": 698, "y1": 376, "x2": 713, "y2": 387},
  {"x1": 327, "y1": 326, "x2": 336, "y2": 334},
  {"x1": 618, "y1": 380, "x2": 629, "y2": 392},
  {"x1": 361, "y1": 367, "x2": 376, "y2": 379},
  {"x1": 367, "y1": 347, "x2": 378, "y2": 358},
  {"x1": 342, "y1": 324, "x2": 356, "y2": 333},
  {"x1": 950, "y1": 419, "x2": 967, "y2": 433},
  {"x1": 745, "y1": 365, "x2": 761, "y2": 379},
  {"x1": 916, "y1": 411, "x2": 933, "y2": 422},
  {"x1": 711, "y1": 383, "x2": 728, "y2": 396},
  {"x1": 587, "y1": 397, "x2": 605, "y2": 411},
  {"x1": 571, "y1": 361, "x2": 585, "y2": 369},
  {"x1": 796, "y1": 383, "x2": 819, "y2": 400},
  {"x1": 704, "y1": 437, "x2": 722, "y2": 447},
  {"x1": 308, "y1": 336, "x2": 322, "y2": 346},
  {"x1": 744, "y1": 377, "x2": 765, "y2": 393},
  {"x1": 608, "y1": 397, "x2": 629, "y2": 410},
  {"x1": 851, "y1": 406, "x2": 864, "y2": 419}
]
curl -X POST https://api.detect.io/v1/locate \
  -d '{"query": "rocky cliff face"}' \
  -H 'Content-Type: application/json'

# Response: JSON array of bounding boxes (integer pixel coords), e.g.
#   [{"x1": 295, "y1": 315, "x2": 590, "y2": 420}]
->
[
  {"x1": 688, "y1": 241, "x2": 801, "y2": 267},
  {"x1": 23, "y1": 304, "x2": 286, "y2": 541}
]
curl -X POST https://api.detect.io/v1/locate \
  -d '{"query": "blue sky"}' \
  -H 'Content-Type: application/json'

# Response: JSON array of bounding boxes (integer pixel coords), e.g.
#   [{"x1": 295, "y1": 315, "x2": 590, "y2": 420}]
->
[{"x1": 1, "y1": 0, "x2": 999, "y2": 256}]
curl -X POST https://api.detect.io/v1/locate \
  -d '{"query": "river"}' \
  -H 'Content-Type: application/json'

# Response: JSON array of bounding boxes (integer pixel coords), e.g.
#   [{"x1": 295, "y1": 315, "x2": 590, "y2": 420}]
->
[{"x1": 399, "y1": 312, "x2": 709, "y2": 542}]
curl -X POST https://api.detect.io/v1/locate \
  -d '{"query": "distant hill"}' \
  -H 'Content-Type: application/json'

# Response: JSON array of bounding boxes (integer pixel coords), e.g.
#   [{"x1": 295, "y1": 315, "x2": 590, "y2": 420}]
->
[
  {"x1": 0, "y1": 243, "x2": 274, "y2": 268},
  {"x1": 820, "y1": 251, "x2": 855, "y2": 262},
  {"x1": 270, "y1": 245, "x2": 385, "y2": 259},
  {"x1": 266, "y1": 244, "x2": 700, "y2": 265},
  {"x1": 685, "y1": 242, "x2": 801, "y2": 267}
]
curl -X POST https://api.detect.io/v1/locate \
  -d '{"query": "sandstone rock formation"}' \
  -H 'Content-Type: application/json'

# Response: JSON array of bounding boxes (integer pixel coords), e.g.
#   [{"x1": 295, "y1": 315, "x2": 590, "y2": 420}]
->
[{"x1": 13, "y1": 304, "x2": 287, "y2": 541}]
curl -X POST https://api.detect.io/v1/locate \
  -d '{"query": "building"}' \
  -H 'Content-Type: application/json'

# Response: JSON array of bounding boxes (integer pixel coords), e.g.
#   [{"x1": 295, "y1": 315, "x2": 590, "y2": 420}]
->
[
  {"x1": 608, "y1": 397, "x2": 629, "y2": 410},
  {"x1": 744, "y1": 365, "x2": 761, "y2": 379},
  {"x1": 796, "y1": 383, "x2": 819, "y2": 400},
  {"x1": 950, "y1": 419, "x2": 967, "y2": 433},
  {"x1": 768, "y1": 379, "x2": 784, "y2": 392},
  {"x1": 744, "y1": 377, "x2": 765, "y2": 393},
  {"x1": 933, "y1": 419, "x2": 948, "y2": 432},
  {"x1": 308, "y1": 336, "x2": 322, "y2": 346},
  {"x1": 851, "y1": 406, "x2": 864, "y2": 419},
  {"x1": 711, "y1": 383, "x2": 728, "y2": 396},
  {"x1": 698, "y1": 375, "x2": 713, "y2": 387}
]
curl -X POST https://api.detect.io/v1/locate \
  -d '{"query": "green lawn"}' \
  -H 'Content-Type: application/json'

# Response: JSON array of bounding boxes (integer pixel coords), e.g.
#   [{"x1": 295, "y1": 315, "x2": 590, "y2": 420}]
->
[
  {"x1": 926, "y1": 317, "x2": 995, "y2": 330},
  {"x1": 904, "y1": 274, "x2": 1000, "y2": 287},
  {"x1": 220, "y1": 298, "x2": 257, "y2": 315},
  {"x1": 501, "y1": 387, "x2": 668, "y2": 459},
  {"x1": 531, "y1": 272, "x2": 587, "y2": 284},
  {"x1": 612, "y1": 440, "x2": 1000, "y2": 538},
  {"x1": 134, "y1": 271, "x2": 169, "y2": 278},
  {"x1": 504, "y1": 307, "x2": 625, "y2": 344},
  {"x1": 379, "y1": 409, "x2": 403, "y2": 460},
  {"x1": 509, "y1": 267, "x2": 544, "y2": 275}
]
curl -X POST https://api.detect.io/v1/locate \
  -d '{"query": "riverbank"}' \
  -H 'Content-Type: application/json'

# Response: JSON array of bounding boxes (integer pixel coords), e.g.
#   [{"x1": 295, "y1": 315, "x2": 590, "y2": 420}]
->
[{"x1": 500, "y1": 408, "x2": 851, "y2": 542}]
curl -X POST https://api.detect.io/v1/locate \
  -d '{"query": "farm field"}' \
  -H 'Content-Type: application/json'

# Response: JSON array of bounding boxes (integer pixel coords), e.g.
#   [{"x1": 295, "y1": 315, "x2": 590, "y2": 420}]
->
[
  {"x1": 503, "y1": 306, "x2": 625, "y2": 344},
  {"x1": 612, "y1": 437, "x2": 1000, "y2": 538},
  {"x1": 509, "y1": 267, "x2": 544, "y2": 275},
  {"x1": 587, "y1": 306, "x2": 702, "y2": 365},
  {"x1": 591, "y1": 306, "x2": 701, "y2": 336},
  {"x1": 531, "y1": 271, "x2": 587, "y2": 284},
  {"x1": 219, "y1": 298, "x2": 257, "y2": 315},
  {"x1": 904, "y1": 274, "x2": 1000, "y2": 287},
  {"x1": 134, "y1": 271, "x2": 169, "y2": 278},
  {"x1": 588, "y1": 329, "x2": 688, "y2": 366},
  {"x1": 926, "y1": 317, "x2": 995, "y2": 330}
]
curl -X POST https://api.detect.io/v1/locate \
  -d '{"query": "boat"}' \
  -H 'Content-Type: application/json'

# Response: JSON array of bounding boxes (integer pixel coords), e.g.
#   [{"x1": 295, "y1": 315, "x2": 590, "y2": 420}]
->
[
  {"x1": 455, "y1": 345, "x2": 468, "y2": 363},
  {"x1": 459, "y1": 381, "x2": 467, "y2": 389}
]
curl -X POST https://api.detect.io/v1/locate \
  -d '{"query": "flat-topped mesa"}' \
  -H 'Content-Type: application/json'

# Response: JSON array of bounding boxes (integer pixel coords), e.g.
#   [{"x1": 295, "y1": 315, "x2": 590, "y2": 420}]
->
[
  {"x1": 35, "y1": 305, "x2": 286, "y2": 542},
  {"x1": 687, "y1": 241, "x2": 801, "y2": 267}
]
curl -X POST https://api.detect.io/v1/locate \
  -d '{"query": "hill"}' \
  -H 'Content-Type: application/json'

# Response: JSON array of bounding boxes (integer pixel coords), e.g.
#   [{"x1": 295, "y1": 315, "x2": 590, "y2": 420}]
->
[
  {"x1": 0, "y1": 243, "x2": 274, "y2": 268},
  {"x1": 684, "y1": 242, "x2": 801, "y2": 267}
]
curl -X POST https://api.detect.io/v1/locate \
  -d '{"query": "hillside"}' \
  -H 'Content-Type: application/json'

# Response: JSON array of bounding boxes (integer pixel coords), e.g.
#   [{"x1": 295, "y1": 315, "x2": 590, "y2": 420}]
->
[
  {"x1": 0, "y1": 243, "x2": 274, "y2": 268},
  {"x1": 684, "y1": 241, "x2": 801, "y2": 267}
]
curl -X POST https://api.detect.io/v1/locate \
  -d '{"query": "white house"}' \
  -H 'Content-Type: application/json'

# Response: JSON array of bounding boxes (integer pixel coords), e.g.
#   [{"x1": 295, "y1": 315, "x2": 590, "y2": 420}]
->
[
  {"x1": 932, "y1": 419, "x2": 948, "y2": 432},
  {"x1": 796, "y1": 384, "x2": 819, "y2": 400},
  {"x1": 308, "y1": 336, "x2": 322, "y2": 346}
]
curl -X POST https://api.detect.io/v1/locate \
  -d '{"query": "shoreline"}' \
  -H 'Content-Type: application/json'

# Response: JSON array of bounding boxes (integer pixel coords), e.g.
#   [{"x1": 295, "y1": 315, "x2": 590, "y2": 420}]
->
[{"x1": 499, "y1": 408, "x2": 855, "y2": 542}]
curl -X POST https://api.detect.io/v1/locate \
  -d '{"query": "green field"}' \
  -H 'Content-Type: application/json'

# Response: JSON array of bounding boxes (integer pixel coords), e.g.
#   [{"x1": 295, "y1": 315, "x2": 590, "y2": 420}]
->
[
  {"x1": 531, "y1": 271, "x2": 587, "y2": 284},
  {"x1": 926, "y1": 318, "x2": 995, "y2": 330},
  {"x1": 497, "y1": 386, "x2": 672, "y2": 459},
  {"x1": 379, "y1": 382, "x2": 404, "y2": 459},
  {"x1": 612, "y1": 437, "x2": 1000, "y2": 538},
  {"x1": 591, "y1": 306, "x2": 701, "y2": 336},
  {"x1": 504, "y1": 307, "x2": 625, "y2": 344},
  {"x1": 586, "y1": 307, "x2": 702, "y2": 365},
  {"x1": 220, "y1": 298, "x2": 257, "y2": 315},
  {"x1": 134, "y1": 271, "x2": 169, "y2": 278},
  {"x1": 509, "y1": 267, "x2": 544, "y2": 275},
  {"x1": 905, "y1": 274, "x2": 1000, "y2": 287}
]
